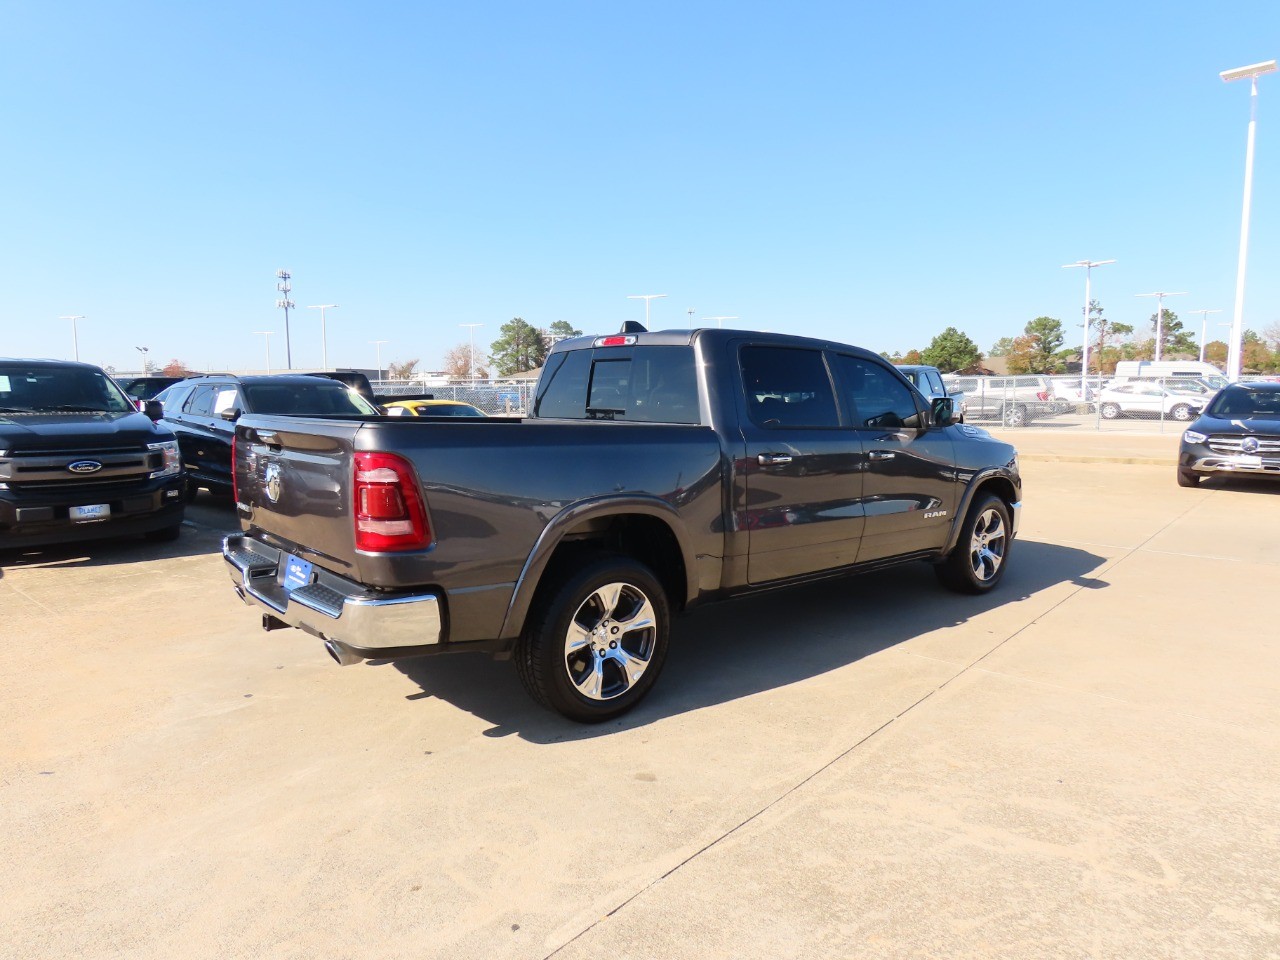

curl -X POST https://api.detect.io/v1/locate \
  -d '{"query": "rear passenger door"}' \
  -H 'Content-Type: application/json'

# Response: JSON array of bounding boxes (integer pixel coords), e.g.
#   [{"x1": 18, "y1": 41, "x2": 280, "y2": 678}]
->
[{"x1": 737, "y1": 344, "x2": 865, "y2": 584}]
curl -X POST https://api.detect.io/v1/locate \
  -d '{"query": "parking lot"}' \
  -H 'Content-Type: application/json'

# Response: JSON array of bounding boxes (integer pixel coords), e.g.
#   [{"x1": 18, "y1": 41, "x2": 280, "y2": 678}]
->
[{"x1": 4, "y1": 433, "x2": 1278, "y2": 960}]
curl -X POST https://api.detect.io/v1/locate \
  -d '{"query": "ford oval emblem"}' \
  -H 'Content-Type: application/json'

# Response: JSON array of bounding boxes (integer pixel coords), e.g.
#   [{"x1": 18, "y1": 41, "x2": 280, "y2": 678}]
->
[
  {"x1": 1242, "y1": 436, "x2": 1260, "y2": 455},
  {"x1": 68, "y1": 460, "x2": 103, "y2": 474},
  {"x1": 264, "y1": 462, "x2": 283, "y2": 503}
]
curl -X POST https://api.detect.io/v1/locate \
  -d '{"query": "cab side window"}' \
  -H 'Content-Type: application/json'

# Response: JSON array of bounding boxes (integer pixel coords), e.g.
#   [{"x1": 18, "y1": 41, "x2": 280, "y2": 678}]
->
[
  {"x1": 739, "y1": 346, "x2": 839, "y2": 429},
  {"x1": 836, "y1": 356, "x2": 920, "y2": 430},
  {"x1": 184, "y1": 385, "x2": 216, "y2": 417}
]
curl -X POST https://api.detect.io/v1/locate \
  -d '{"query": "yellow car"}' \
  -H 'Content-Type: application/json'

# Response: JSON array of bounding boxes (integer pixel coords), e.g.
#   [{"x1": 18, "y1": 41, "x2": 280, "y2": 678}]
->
[{"x1": 383, "y1": 399, "x2": 488, "y2": 418}]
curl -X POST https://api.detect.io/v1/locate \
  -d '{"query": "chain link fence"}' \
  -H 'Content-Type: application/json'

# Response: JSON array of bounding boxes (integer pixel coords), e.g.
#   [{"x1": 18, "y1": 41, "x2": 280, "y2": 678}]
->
[
  {"x1": 371, "y1": 380, "x2": 537, "y2": 416},
  {"x1": 941, "y1": 373, "x2": 1274, "y2": 433}
]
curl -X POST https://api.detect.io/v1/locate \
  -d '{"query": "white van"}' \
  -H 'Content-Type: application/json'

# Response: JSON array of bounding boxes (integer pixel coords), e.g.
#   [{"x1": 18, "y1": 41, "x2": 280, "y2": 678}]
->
[{"x1": 1111, "y1": 361, "x2": 1227, "y2": 387}]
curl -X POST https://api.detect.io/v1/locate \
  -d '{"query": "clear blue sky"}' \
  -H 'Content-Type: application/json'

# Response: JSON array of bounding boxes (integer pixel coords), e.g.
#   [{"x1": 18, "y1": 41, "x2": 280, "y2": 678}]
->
[{"x1": 3, "y1": 1, "x2": 1278, "y2": 373}]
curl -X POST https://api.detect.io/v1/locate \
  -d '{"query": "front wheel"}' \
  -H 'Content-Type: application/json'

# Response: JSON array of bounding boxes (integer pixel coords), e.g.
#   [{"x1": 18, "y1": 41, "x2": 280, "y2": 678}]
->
[
  {"x1": 1177, "y1": 469, "x2": 1201, "y2": 488},
  {"x1": 1170, "y1": 403, "x2": 1193, "y2": 422},
  {"x1": 516, "y1": 555, "x2": 671, "y2": 722},
  {"x1": 1100, "y1": 402, "x2": 1121, "y2": 420},
  {"x1": 935, "y1": 495, "x2": 1013, "y2": 594}
]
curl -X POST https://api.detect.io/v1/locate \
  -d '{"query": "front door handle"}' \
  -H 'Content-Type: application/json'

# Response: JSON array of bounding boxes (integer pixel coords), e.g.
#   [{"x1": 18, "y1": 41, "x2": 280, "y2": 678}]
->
[
  {"x1": 869, "y1": 450, "x2": 896, "y2": 461},
  {"x1": 757, "y1": 453, "x2": 793, "y2": 466}
]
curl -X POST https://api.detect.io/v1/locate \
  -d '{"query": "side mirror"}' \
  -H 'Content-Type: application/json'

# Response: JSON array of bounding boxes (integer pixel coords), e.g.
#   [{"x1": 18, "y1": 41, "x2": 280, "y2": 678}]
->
[
  {"x1": 219, "y1": 407, "x2": 242, "y2": 422},
  {"x1": 144, "y1": 400, "x2": 164, "y2": 421},
  {"x1": 930, "y1": 396, "x2": 957, "y2": 426}
]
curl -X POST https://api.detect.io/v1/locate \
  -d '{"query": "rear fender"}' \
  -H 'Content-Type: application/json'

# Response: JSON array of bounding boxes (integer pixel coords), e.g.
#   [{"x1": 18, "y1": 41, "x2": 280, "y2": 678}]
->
[{"x1": 497, "y1": 495, "x2": 697, "y2": 641}]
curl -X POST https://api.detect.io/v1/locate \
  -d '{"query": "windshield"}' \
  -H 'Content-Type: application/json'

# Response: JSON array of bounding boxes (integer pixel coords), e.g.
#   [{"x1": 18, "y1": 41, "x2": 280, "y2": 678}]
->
[
  {"x1": 1205, "y1": 387, "x2": 1280, "y2": 420},
  {"x1": 0, "y1": 364, "x2": 135, "y2": 413},
  {"x1": 242, "y1": 380, "x2": 380, "y2": 416},
  {"x1": 412, "y1": 403, "x2": 486, "y2": 417}
]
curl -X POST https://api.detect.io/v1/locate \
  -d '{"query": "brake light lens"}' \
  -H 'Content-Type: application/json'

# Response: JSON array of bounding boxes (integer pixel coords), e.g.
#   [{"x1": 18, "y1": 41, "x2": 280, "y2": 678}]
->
[
  {"x1": 353, "y1": 451, "x2": 432, "y2": 552},
  {"x1": 1036, "y1": 391, "x2": 1049, "y2": 401},
  {"x1": 593, "y1": 335, "x2": 637, "y2": 347}
]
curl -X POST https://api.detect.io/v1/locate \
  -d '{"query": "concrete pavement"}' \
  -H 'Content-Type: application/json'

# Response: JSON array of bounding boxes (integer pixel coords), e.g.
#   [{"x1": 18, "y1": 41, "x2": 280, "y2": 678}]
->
[{"x1": 2, "y1": 459, "x2": 1277, "y2": 960}]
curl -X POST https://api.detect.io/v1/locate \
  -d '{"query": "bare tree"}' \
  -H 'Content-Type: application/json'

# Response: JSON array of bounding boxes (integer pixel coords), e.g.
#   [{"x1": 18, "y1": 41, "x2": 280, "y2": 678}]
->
[
  {"x1": 443, "y1": 343, "x2": 487, "y2": 379},
  {"x1": 387, "y1": 358, "x2": 420, "y2": 380}
]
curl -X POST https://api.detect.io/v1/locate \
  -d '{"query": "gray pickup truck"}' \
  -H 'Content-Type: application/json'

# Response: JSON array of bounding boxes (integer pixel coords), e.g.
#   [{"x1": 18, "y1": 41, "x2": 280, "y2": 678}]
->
[{"x1": 224, "y1": 328, "x2": 1022, "y2": 721}]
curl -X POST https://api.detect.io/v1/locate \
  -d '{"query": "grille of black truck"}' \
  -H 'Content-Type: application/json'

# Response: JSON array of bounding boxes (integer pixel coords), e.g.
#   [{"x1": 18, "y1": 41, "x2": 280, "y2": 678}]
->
[{"x1": 0, "y1": 446, "x2": 157, "y2": 490}]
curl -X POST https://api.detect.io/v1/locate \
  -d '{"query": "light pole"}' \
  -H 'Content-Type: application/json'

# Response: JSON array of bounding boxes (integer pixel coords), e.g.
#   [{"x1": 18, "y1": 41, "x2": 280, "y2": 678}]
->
[
  {"x1": 252, "y1": 332, "x2": 273, "y2": 374},
  {"x1": 1062, "y1": 260, "x2": 1115, "y2": 391},
  {"x1": 369, "y1": 340, "x2": 388, "y2": 381},
  {"x1": 686, "y1": 307, "x2": 695, "y2": 328},
  {"x1": 626, "y1": 294, "x2": 667, "y2": 328},
  {"x1": 1188, "y1": 308, "x2": 1224, "y2": 363},
  {"x1": 135, "y1": 346, "x2": 150, "y2": 375},
  {"x1": 459, "y1": 323, "x2": 483, "y2": 380},
  {"x1": 276, "y1": 269, "x2": 295, "y2": 369},
  {"x1": 704, "y1": 315, "x2": 739, "y2": 329},
  {"x1": 1221, "y1": 59, "x2": 1277, "y2": 381},
  {"x1": 59, "y1": 315, "x2": 86, "y2": 361},
  {"x1": 307, "y1": 304, "x2": 338, "y2": 369},
  {"x1": 1135, "y1": 292, "x2": 1188, "y2": 361}
]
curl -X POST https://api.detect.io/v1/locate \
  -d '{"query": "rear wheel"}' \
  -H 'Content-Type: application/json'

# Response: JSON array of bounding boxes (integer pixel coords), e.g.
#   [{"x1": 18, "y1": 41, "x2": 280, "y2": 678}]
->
[
  {"x1": 1100, "y1": 402, "x2": 1121, "y2": 420},
  {"x1": 516, "y1": 555, "x2": 671, "y2": 722},
  {"x1": 1177, "y1": 469, "x2": 1201, "y2": 487},
  {"x1": 935, "y1": 494, "x2": 1012, "y2": 594},
  {"x1": 1003, "y1": 403, "x2": 1028, "y2": 427}
]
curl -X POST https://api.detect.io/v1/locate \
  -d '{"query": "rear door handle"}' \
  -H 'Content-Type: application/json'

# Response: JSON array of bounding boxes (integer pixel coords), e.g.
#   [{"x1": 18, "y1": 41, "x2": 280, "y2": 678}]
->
[
  {"x1": 757, "y1": 453, "x2": 793, "y2": 465},
  {"x1": 869, "y1": 450, "x2": 896, "y2": 461}
]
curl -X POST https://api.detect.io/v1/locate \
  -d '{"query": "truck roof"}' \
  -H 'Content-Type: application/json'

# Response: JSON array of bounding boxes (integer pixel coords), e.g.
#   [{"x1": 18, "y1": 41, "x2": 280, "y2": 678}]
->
[{"x1": 548, "y1": 327, "x2": 888, "y2": 362}]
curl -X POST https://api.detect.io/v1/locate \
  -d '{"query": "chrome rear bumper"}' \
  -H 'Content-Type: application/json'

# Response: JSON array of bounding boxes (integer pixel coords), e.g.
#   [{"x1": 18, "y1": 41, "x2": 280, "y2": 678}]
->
[{"x1": 223, "y1": 534, "x2": 442, "y2": 656}]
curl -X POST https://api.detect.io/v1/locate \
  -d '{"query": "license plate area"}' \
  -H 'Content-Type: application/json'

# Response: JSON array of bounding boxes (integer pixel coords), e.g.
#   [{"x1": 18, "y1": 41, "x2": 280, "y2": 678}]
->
[
  {"x1": 70, "y1": 503, "x2": 110, "y2": 522},
  {"x1": 1238, "y1": 455, "x2": 1263, "y2": 468},
  {"x1": 281, "y1": 553, "x2": 314, "y2": 593}
]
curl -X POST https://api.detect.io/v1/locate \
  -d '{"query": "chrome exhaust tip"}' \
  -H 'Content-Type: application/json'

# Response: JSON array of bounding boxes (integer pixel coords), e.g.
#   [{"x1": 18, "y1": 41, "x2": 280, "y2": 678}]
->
[{"x1": 324, "y1": 639, "x2": 364, "y2": 667}]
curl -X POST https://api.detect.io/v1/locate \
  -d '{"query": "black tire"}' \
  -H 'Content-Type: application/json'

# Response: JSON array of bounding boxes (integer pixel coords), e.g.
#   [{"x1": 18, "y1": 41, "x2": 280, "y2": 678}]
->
[
  {"x1": 1003, "y1": 404, "x2": 1027, "y2": 427},
  {"x1": 1100, "y1": 402, "x2": 1121, "y2": 420},
  {"x1": 185, "y1": 478, "x2": 202, "y2": 502},
  {"x1": 515, "y1": 555, "x2": 671, "y2": 723},
  {"x1": 934, "y1": 494, "x2": 1013, "y2": 594},
  {"x1": 1177, "y1": 469, "x2": 1201, "y2": 488},
  {"x1": 145, "y1": 522, "x2": 182, "y2": 542},
  {"x1": 1170, "y1": 403, "x2": 1193, "y2": 422}
]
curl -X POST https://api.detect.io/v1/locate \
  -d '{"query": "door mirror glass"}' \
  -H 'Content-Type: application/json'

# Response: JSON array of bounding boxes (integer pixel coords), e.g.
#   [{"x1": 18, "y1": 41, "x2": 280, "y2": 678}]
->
[{"x1": 930, "y1": 396, "x2": 957, "y2": 426}]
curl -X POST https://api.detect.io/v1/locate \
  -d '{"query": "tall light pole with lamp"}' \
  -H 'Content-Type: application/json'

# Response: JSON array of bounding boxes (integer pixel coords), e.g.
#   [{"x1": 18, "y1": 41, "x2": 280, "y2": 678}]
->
[
  {"x1": 135, "y1": 346, "x2": 150, "y2": 375},
  {"x1": 369, "y1": 340, "x2": 388, "y2": 382},
  {"x1": 275, "y1": 269, "x2": 295, "y2": 369},
  {"x1": 306, "y1": 304, "x2": 338, "y2": 370},
  {"x1": 59, "y1": 315, "x2": 86, "y2": 362},
  {"x1": 1221, "y1": 59, "x2": 1277, "y2": 381},
  {"x1": 1062, "y1": 259, "x2": 1115, "y2": 396},
  {"x1": 1135, "y1": 291, "x2": 1187, "y2": 361},
  {"x1": 626, "y1": 294, "x2": 667, "y2": 328},
  {"x1": 252, "y1": 332, "x2": 273, "y2": 374},
  {"x1": 1187, "y1": 308, "x2": 1223, "y2": 363},
  {"x1": 459, "y1": 323, "x2": 483, "y2": 380}
]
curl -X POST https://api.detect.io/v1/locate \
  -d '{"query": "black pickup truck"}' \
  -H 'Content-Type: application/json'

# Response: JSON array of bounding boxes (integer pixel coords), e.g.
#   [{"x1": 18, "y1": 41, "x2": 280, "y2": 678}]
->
[
  {"x1": 1, "y1": 359, "x2": 186, "y2": 548},
  {"x1": 224, "y1": 328, "x2": 1022, "y2": 721}
]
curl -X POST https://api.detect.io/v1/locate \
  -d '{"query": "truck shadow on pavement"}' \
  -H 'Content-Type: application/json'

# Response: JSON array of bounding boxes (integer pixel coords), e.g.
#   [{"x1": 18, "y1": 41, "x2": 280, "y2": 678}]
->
[{"x1": 390, "y1": 538, "x2": 1107, "y2": 742}]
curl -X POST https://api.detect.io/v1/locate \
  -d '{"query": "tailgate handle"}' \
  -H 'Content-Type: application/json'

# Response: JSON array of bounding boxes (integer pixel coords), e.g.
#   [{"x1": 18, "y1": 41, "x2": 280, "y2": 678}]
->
[{"x1": 254, "y1": 429, "x2": 282, "y2": 449}]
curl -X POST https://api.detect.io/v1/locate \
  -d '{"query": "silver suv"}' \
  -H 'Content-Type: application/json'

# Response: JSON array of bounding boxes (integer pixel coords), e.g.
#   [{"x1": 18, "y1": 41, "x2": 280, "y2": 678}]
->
[{"x1": 941, "y1": 375, "x2": 1058, "y2": 427}]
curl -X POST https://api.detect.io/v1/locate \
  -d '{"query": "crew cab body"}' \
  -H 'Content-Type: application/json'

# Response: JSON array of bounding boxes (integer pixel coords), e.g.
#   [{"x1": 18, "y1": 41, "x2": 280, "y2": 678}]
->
[
  {"x1": 224, "y1": 329, "x2": 1022, "y2": 720},
  {"x1": 0, "y1": 359, "x2": 185, "y2": 549}
]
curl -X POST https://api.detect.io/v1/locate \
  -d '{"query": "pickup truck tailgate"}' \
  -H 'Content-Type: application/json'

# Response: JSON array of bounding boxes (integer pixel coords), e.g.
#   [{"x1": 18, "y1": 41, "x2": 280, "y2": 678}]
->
[{"x1": 235, "y1": 416, "x2": 364, "y2": 577}]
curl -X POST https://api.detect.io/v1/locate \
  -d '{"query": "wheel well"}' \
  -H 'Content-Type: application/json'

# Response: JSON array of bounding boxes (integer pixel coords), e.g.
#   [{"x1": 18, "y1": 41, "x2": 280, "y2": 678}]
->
[
  {"x1": 541, "y1": 513, "x2": 687, "y2": 613},
  {"x1": 976, "y1": 476, "x2": 1018, "y2": 512}
]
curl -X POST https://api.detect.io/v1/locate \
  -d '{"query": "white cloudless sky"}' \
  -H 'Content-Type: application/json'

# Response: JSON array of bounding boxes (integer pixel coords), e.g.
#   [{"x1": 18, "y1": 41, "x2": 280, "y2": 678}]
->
[{"x1": 2, "y1": 0, "x2": 1278, "y2": 373}]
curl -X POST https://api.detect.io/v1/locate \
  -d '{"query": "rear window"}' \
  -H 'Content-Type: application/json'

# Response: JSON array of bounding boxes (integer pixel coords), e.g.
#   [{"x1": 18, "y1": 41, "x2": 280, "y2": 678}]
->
[
  {"x1": 534, "y1": 346, "x2": 700, "y2": 423},
  {"x1": 243, "y1": 381, "x2": 380, "y2": 416}
]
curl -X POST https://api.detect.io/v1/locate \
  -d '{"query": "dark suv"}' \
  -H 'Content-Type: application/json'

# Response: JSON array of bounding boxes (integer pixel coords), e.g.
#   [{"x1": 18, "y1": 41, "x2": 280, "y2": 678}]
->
[
  {"x1": 1178, "y1": 382, "x2": 1280, "y2": 486},
  {"x1": 157, "y1": 375, "x2": 380, "y2": 498}
]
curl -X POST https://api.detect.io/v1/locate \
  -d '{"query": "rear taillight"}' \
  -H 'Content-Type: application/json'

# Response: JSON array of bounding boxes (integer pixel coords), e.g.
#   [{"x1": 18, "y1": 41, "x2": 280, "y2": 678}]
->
[
  {"x1": 231, "y1": 433, "x2": 239, "y2": 503},
  {"x1": 353, "y1": 451, "x2": 432, "y2": 552},
  {"x1": 1037, "y1": 391, "x2": 1049, "y2": 401}
]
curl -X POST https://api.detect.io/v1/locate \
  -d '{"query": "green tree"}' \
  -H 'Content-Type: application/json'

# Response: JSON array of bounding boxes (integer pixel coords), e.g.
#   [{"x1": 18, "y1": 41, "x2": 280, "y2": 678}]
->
[
  {"x1": 547, "y1": 320, "x2": 582, "y2": 340},
  {"x1": 1149, "y1": 309, "x2": 1197, "y2": 357},
  {"x1": 489, "y1": 317, "x2": 548, "y2": 376},
  {"x1": 1023, "y1": 316, "x2": 1065, "y2": 373},
  {"x1": 1088, "y1": 300, "x2": 1132, "y2": 374},
  {"x1": 989, "y1": 337, "x2": 1015, "y2": 358},
  {"x1": 920, "y1": 327, "x2": 982, "y2": 373}
]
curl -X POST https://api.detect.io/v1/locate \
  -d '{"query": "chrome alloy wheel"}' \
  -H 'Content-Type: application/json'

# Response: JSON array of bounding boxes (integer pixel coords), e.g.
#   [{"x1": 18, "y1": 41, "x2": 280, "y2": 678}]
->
[
  {"x1": 563, "y1": 582, "x2": 658, "y2": 701},
  {"x1": 968, "y1": 508, "x2": 1007, "y2": 582}
]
